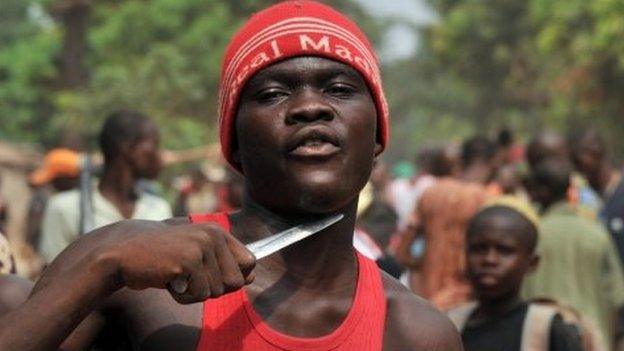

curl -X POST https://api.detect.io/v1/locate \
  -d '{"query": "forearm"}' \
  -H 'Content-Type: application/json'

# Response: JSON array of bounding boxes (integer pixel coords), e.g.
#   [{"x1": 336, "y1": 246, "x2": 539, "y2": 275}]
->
[{"x1": 0, "y1": 250, "x2": 119, "y2": 351}]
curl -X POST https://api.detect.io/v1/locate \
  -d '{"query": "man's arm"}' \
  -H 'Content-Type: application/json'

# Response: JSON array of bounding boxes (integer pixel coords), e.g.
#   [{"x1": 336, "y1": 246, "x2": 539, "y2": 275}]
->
[
  {"x1": 382, "y1": 274, "x2": 463, "y2": 350},
  {"x1": 0, "y1": 218, "x2": 255, "y2": 351},
  {"x1": 0, "y1": 275, "x2": 33, "y2": 316},
  {"x1": 0, "y1": 246, "x2": 117, "y2": 350}
]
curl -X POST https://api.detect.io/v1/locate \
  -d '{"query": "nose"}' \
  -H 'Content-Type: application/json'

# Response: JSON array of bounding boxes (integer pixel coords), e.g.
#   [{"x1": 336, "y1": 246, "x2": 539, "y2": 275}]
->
[
  {"x1": 482, "y1": 248, "x2": 499, "y2": 266},
  {"x1": 285, "y1": 90, "x2": 334, "y2": 125}
]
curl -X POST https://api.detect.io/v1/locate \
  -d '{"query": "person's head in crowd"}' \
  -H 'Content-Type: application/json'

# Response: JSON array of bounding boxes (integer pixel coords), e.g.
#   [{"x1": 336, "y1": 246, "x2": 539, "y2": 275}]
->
[
  {"x1": 497, "y1": 128, "x2": 514, "y2": 150},
  {"x1": 527, "y1": 159, "x2": 571, "y2": 212},
  {"x1": 569, "y1": 129, "x2": 610, "y2": 194},
  {"x1": 357, "y1": 199, "x2": 398, "y2": 250},
  {"x1": 29, "y1": 148, "x2": 81, "y2": 192},
  {"x1": 494, "y1": 127, "x2": 515, "y2": 165},
  {"x1": 526, "y1": 130, "x2": 569, "y2": 171},
  {"x1": 466, "y1": 199, "x2": 539, "y2": 304},
  {"x1": 99, "y1": 110, "x2": 162, "y2": 181},
  {"x1": 460, "y1": 136, "x2": 498, "y2": 183},
  {"x1": 417, "y1": 143, "x2": 455, "y2": 178}
]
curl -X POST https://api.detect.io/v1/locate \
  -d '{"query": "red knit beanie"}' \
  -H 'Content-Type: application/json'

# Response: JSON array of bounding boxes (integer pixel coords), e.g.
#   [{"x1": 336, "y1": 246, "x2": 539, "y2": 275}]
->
[{"x1": 219, "y1": 0, "x2": 389, "y2": 169}]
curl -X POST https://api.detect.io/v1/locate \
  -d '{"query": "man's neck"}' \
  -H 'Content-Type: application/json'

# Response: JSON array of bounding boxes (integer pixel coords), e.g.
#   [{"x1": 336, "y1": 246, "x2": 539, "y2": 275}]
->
[
  {"x1": 98, "y1": 162, "x2": 138, "y2": 218},
  {"x1": 231, "y1": 197, "x2": 358, "y2": 289}
]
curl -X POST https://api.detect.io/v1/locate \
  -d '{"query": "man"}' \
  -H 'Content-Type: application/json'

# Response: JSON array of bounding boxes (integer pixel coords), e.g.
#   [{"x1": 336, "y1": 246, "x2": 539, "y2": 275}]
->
[
  {"x1": 38, "y1": 110, "x2": 172, "y2": 263},
  {"x1": 388, "y1": 143, "x2": 455, "y2": 230},
  {"x1": 0, "y1": 2, "x2": 461, "y2": 350},
  {"x1": 527, "y1": 130, "x2": 602, "y2": 215},
  {"x1": 522, "y1": 159, "x2": 624, "y2": 349},
  {"x1": 569, "y1": 129, "x2": 624, "y2": 265},
  {"x1": 397, "y1": 136, "x2": 496, "y2": 309},
  {"x1": 569, "y1": 129, "x2": 620, "y2": 198}
]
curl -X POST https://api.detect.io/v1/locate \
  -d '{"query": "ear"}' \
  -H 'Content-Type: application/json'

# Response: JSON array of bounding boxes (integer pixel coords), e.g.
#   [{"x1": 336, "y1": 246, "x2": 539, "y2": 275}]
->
[
  {"x1": 371, "y1": 142, "x2": 383, "y2": 168},
  {"x1": 373, "y1": 141, "x2": 383, "y2": 157},
  {"x1": 527, "y1": 254, "x2": 540, "y2": 275}
]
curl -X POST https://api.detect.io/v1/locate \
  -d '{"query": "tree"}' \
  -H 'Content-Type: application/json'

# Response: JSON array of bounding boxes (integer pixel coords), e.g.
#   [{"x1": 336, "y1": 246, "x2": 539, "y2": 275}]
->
[{"x1": 381, "y1": 0, "x2": 624, "y2": 161}]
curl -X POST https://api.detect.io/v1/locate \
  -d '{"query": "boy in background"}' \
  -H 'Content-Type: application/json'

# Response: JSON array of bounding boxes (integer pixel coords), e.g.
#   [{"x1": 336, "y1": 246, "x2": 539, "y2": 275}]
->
[{"x1": 448, "y1": 197, "x2": 583, "y2": 350}]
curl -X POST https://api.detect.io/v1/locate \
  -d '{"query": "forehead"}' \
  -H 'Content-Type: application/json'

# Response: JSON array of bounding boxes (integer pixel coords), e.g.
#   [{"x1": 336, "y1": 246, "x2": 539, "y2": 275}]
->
[
  {"x1": 469, "y1": 214, "x2": 525, "y2": 245},
  {"x1": 135, "y1": 121, "x2": 159, "y2": 142},
  {"x1": 245, "y1": 56, "x2": 368, "y2": 87}
]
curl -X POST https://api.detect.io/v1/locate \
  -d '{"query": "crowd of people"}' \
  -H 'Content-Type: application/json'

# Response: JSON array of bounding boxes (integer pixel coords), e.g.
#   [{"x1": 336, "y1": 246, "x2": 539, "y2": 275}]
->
[{"x1": 0, "y1": 1, "x2": 622, "y2": 350}]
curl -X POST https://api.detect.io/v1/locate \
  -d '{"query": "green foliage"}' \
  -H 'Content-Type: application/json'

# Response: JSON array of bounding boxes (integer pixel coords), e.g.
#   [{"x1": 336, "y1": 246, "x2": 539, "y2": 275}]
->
[
  {"x1": 0, "y1": 0, "x2": 59, "y2": 145},
  {"x1": 0, "y1": 0, "x2": 382, "y2": 153},
  {"x1": 57, "y1": 0, "x2": 247, "y2": 150},
  {"x1": 387, "y1": 0, "x2": 624, "y2": 160}
]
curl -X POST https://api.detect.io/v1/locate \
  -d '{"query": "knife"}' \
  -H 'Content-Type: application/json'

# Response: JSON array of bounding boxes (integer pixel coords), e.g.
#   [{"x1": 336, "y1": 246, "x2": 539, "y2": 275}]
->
[{"x1": 168, "y1": 213, "x2": 344, "y2": 295}]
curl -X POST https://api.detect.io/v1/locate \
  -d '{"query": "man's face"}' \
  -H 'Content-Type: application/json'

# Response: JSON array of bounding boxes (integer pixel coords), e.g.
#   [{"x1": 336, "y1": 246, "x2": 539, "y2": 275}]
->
[
  {"x1": 466, "y1": 215, "x2": 537, "y2": 301},
  {"x1": 234, "y1": 57, "x2": 381, "y2": 215},
  {"x1": 128, "y1": 123, "x2": 162, "y2": 180},
  {"x1": 573, "y1": 140, "x2": 605, "y2": 188}
]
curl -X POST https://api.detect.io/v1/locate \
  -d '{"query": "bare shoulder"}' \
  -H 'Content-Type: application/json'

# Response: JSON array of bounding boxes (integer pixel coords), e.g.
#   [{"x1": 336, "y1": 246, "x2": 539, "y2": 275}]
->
[
  {"x1": 382, "y1": 273, "x2": 462, "y2": 351},
  {"x1": 0, "y1": 275, "x2": 33, "y2": 316}
]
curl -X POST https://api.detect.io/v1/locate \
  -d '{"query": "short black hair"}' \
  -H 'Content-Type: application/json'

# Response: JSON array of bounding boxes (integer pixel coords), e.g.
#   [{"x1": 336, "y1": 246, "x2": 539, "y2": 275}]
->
[
  {"x1": 467, "y1": 206, "x2": 538, "y2": 253},
  {"x1": 99, "y1": 110, "x2": 152, "y2": 162},
  {"x1": 530, "y1": 159, "x2": 571, "y2": 201},
  {"x1": 569, "y1": 128, "x2": 606, "y2": 160},
  {"x1": 526, "y1": 130, "x2": 568, "y2": 170},
  {"x1": 497, "y1": 128, "x2": 514, "y2": 148},
  {"x1": 461, "y1": 136, "x2": 496, "y2": 167}
]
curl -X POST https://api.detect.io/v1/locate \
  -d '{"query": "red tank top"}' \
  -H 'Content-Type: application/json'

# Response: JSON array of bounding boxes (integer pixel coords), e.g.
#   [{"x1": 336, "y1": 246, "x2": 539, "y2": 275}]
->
[{"x1": 190, "y1": 212, "x2": 387, "y2": 351}]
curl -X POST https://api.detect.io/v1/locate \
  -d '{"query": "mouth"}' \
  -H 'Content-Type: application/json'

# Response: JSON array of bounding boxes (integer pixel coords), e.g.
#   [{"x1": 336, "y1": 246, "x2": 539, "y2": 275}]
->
[
  {"x1": 473, "y1": 272, "x2": 501, "y2": 287},
  {"x1": 287, "y1": 128, "x2": 341, "y2": 160}
]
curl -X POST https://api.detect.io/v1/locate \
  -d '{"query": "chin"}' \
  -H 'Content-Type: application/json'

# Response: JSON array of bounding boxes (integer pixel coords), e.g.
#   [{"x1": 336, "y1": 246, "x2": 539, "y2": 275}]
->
[{"x1": 253, "y1": 171, "x2": 362, "y2": 216}]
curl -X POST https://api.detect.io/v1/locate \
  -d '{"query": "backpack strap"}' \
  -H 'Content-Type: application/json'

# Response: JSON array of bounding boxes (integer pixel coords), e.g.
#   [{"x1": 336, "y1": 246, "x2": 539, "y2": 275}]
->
[
  {"x1": 521, "y1": 304, "x2": 558, "y2": 351},
  {"x1": 447, "y1": 302, "x2": 478, "y2": 332}
]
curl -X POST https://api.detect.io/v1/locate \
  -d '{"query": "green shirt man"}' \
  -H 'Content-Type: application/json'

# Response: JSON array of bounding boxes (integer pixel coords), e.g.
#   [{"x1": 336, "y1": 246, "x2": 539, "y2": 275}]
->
[{"x1": 522, "y1": 201, "x2": 624, "y2": 348}]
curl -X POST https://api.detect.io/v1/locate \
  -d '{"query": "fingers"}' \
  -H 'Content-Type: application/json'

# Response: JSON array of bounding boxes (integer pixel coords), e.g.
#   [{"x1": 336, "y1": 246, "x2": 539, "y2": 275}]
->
[
  {"x1": 168, "y1": 224, "x2": 254, "y2": 304},
  {"x1": 212, "y1": 234, "x2": 246, "y2": 293},
  {"x1": 224, "y1": 233, "x2": 256, "y2": 282}
]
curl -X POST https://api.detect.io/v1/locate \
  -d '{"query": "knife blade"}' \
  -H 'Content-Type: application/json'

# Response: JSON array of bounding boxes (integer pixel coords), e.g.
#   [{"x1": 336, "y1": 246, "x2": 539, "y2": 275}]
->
[
  {"x1": 246, "y1": 213, "x2": 343, "y2": 259},
  {"x1": 168, "y1": 213, "x2": 344, "y2": 295}
]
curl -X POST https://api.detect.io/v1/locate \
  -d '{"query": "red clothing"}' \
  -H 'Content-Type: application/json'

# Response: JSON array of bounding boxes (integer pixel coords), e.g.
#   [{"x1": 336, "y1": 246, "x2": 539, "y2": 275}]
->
[
  {"x1": 190, "y1": 212, "x2": 387, "y2": 351},
  {"x1": 415, "y1": 178, "x2": 490, "y2": 310}
]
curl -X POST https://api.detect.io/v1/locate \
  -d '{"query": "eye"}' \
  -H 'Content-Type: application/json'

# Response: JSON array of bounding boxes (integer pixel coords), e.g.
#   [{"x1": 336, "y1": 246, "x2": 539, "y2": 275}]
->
[
  {"x1": 254, "y1": 88, "x2": 289, "y2": 104},
  {"x1": 325, "y1": 83, "x2": 357, "y2": 98},
  {"x1": 497, "y1": 245, "x2": 516, "y2": 255},
  {"x1": 468, "y1": 243, "x2": 487, "y2": 253}
]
